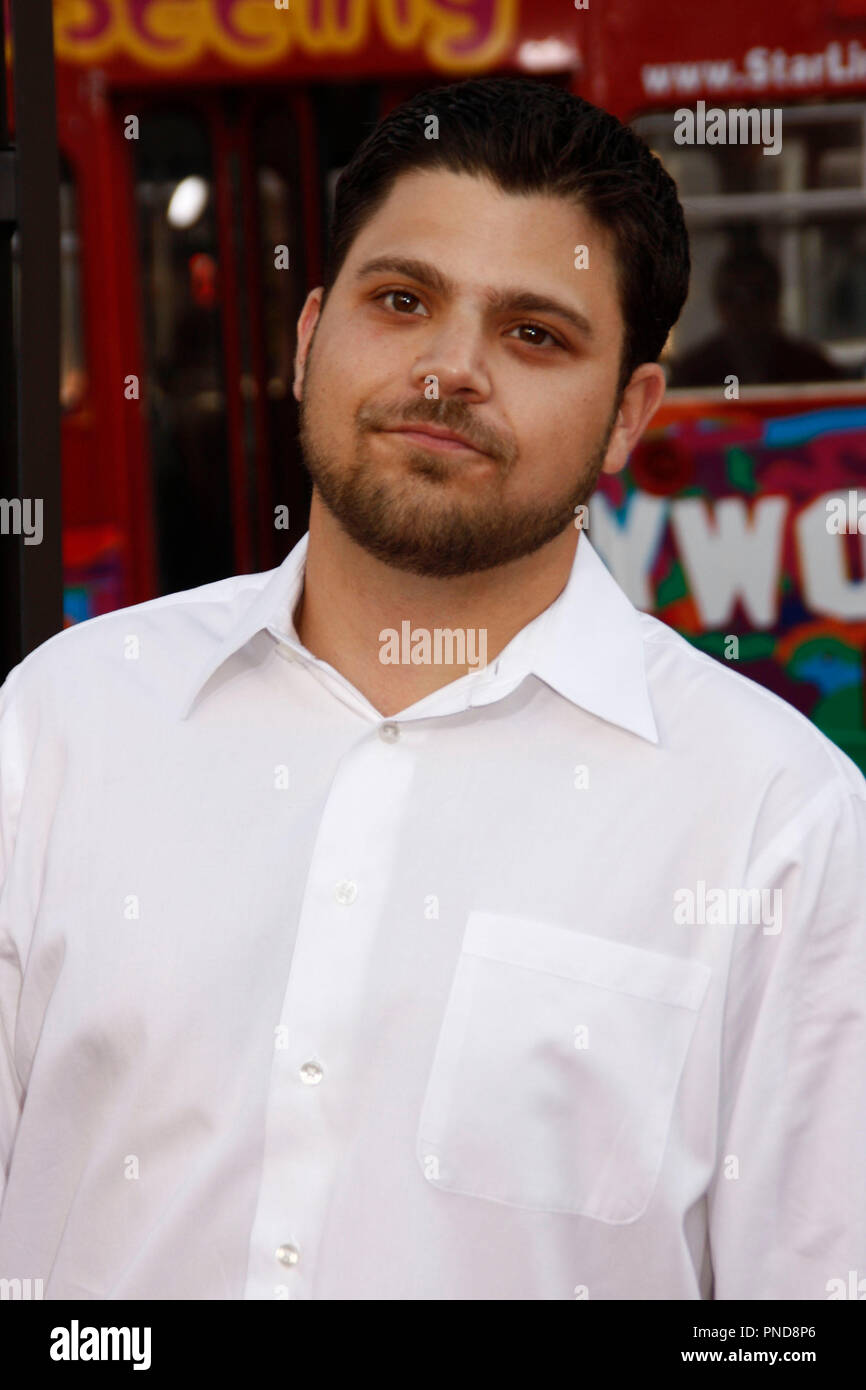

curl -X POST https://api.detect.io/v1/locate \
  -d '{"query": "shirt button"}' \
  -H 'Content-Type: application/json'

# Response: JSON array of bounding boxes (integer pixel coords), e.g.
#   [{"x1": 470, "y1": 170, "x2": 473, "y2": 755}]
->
[
  {"x1": 299, "y1": 1060, "x2": 323, "y2": 1085},
  {"x1": 275, "y1": 1243, "x2": 300, "y2": 1267},
  {"x1": 379, "y1": 722, "x2": 399, "y2": 742},
  {"x1": 334, "y1": 880, "x2": 358, "y2": 905}
]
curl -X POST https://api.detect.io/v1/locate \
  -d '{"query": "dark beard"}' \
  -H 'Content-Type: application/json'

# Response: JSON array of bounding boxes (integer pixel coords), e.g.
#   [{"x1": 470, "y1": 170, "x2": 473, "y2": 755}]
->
[{"x1": 297, "y1": 365, "x2": 617, "y2": 578}]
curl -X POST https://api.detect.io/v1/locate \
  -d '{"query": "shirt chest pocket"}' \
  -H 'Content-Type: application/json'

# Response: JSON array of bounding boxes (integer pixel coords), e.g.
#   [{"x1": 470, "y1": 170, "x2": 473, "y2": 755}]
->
[{"x1": 416, "y1": 911, "x2": 711, "y2": 1223}]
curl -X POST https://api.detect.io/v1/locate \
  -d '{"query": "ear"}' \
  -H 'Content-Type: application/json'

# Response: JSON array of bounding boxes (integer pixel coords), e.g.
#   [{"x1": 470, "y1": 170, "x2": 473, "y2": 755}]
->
[
  {"x1": 292, "y1": 287, "x2": 324, "y2": 402},
  {"x1": 600, "y1": 363, "x2": 667, "y2": 476}
]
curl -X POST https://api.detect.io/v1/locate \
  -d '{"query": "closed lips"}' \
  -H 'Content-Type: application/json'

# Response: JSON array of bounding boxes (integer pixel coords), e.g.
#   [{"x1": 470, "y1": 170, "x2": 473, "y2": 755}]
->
[{"x1": 385, "y1": 425, "x2": 484, "y2": 452}]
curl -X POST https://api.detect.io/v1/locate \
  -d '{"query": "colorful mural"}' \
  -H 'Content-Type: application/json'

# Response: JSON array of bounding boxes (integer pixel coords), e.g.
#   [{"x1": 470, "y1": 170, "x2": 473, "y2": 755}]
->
[{"x1": 593, "y1": 404, "x2": 866, "y2": 773}]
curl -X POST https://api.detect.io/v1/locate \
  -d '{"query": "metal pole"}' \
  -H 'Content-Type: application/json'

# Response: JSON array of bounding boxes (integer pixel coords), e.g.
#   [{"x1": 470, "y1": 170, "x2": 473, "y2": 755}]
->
[{"x1": 0, "y1": 0, "x2": 62, "y2": 682}]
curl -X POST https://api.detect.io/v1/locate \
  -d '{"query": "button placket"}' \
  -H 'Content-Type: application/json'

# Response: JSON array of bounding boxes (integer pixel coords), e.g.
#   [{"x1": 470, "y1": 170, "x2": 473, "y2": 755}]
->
[{"x1": 243, "y1": 734, "x2": 418, "y2": 1299}]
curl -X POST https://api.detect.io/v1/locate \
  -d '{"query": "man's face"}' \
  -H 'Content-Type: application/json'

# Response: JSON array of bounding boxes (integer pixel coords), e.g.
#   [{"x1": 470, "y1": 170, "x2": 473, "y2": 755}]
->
[{"x1": 293, "y1": 168, "x2": 640, "y2": 577}]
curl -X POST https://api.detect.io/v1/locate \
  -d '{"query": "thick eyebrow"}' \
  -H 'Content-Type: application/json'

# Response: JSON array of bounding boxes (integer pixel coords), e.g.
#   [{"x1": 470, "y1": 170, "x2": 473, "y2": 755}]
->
[{"x1": 353, "y1": 255, "x2": 594, "y2": 342}]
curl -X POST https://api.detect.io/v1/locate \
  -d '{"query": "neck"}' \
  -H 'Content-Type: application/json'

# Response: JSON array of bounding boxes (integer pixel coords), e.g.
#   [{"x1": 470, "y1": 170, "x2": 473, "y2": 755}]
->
[{"x1": 293, "y1": 491, "x2": 580, "y2": 717}]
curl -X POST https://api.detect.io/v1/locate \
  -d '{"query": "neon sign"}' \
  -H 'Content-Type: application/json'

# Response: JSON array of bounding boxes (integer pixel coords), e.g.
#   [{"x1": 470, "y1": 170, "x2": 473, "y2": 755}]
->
[{"x1": 53, "y1": 0, "x2": 518, "y2": 73}]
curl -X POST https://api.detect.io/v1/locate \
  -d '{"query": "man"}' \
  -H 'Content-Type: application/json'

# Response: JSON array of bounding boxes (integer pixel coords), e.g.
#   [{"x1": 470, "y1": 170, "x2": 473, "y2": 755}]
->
[{"x1": 1, "y1": 78, "x2": 864, "y2": 1301}]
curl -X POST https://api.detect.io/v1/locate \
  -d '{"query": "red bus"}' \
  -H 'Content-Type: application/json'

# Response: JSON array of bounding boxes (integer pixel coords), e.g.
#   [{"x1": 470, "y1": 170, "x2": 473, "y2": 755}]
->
[{"x1": 9, "y1": 0, "x2": 866, "y2": 770}]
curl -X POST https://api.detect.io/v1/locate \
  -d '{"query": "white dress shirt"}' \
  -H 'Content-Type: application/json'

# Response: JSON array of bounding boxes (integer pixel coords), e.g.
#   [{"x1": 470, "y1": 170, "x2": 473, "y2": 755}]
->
[{"x1": 0, "y1": 529, "x2": 864, "y2": 1301}]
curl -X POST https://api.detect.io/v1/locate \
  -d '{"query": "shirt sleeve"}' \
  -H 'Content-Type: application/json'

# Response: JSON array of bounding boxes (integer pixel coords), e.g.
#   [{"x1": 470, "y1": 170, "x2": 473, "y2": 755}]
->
[
  {"x1": 707, "y1": 777, "x2": 866, "y2": 1299},
  {"x1": 0, "y1": 666, "x2": 26, "y2": 1214}
]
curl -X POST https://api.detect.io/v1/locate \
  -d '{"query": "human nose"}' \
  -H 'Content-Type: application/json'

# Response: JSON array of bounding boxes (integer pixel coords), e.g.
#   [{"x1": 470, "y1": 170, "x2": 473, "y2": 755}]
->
[{"x1": 408, "y1": 308, "x2": 492, "y2": 399}]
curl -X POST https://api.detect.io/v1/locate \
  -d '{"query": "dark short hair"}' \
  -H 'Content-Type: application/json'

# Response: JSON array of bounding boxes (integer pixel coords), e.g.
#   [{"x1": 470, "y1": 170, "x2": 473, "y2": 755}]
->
[{"x1": 321, "y1": 77, "x2": 690, "y2": 397}]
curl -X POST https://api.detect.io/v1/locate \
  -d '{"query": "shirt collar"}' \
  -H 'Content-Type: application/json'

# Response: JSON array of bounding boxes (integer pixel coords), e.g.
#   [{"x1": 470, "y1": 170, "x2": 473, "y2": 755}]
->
[{"x1": 177, "y1": 530, "x2": 659, "y2": 744}]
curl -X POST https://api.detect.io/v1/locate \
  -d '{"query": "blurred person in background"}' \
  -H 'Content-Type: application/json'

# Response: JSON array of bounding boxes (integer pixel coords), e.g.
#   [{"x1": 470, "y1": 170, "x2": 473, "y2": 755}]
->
[{"x1": 669, "y1": 246, "x2": 851, "y2": 387}]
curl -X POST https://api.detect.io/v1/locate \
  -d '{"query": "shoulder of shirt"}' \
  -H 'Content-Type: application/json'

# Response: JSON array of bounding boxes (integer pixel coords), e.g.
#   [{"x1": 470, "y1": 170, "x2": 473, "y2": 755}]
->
[
  {"x1": 635, "y1": 608, "x2": 866, "y2": 803},
  {"x1": 0, "y1": 568, "x2": 276, "y2": 714}
]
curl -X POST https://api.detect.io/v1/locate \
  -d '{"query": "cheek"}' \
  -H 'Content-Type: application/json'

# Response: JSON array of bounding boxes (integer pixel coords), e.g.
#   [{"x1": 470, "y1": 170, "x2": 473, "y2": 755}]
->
[
  {"x1": 311, "y1": 320, "x2": 393, "y2": 412},
  {"x1": 560, "y1": 370, "x2": 617, "y2": 440},
  {"x1": 305, "y1": 336, "x2": 358, "y2": 430},
  {"x1": 506, "y1": 388, "x2": 613, "y2": 494},
  {"x1": 516, "y1": 385, "x2": 600, "y2": 457}
]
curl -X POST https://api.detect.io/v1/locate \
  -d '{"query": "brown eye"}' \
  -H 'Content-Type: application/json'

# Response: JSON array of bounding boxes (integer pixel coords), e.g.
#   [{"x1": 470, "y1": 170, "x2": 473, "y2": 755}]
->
[
  {"x1": 512, "y1": 322, "x2": 560, "y2": 349},
  {"x1": 380, "y1": 289, "x2": 425, "y2": 315}
]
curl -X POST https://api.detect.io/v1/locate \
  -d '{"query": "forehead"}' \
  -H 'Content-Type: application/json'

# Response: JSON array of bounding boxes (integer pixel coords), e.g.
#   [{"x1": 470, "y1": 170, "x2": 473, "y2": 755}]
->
[{"x1": 341, "y1": 167, "x2": 620, "y2": 301}]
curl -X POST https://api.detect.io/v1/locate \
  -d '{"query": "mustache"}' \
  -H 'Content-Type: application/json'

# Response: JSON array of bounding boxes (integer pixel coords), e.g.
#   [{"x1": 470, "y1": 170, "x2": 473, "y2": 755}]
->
[{"x1": 358, "y1": 399, "x2": 513, "y2": 464}]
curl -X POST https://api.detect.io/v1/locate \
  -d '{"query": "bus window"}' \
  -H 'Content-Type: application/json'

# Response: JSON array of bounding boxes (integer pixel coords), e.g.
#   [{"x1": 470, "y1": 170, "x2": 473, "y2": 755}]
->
[
  {"x1": 59, "y1": 156, "x2": 87, "y2": 412},
  {"x1": 9, "y1": 156, "x2": 86, "y2": 413},
  {"x1": 309, "y1": 83, "x2": 381, "y2": 249},
  {"x1": 246, "y1": 83, "x2": 381, "y2": 547},
  {"x1": 253, "y1": 101, "x2": 311, "y2": 546},
  {"x1": 634, "y1": 105, "x2": 866, "y2": 388},
  {"x1": 131, "y1": 108, "x2": 234, "y2": 596}
]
